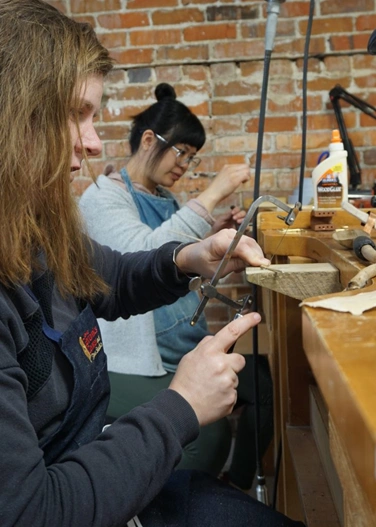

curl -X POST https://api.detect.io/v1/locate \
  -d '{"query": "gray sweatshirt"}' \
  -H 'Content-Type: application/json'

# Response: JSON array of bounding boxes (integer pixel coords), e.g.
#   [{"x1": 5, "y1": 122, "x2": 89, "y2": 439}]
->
[{"x1": 79, "y1": 174, "x2": 213, "y2": 376}]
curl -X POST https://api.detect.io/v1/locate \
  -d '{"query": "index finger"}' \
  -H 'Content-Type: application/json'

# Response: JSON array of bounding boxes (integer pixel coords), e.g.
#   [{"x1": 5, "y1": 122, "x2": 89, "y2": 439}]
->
[
  {"x1": 212, "y1": 312, "x2": 262, "y2": 354},
  {"x1": 232, "y1": 236, "x2": 271, "y2": 268}
]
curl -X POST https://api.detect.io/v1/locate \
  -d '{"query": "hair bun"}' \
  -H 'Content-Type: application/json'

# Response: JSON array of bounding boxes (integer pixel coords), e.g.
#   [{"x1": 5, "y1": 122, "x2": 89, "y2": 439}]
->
[{"x1": 155, "y1": 83, "x2": 176, "y2": 101}]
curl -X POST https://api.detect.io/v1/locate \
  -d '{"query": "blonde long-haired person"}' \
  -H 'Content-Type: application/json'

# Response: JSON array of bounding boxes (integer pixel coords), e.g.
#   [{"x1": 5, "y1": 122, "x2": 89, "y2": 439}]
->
[{"x1": 0, "y1": 2, "x2": 306, "y2": 526}]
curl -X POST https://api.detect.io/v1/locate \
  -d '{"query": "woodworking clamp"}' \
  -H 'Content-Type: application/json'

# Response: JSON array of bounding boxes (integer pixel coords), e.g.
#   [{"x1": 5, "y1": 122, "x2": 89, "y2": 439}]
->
[
  {"x1": 341, "y1": 200, "x2": 376, "y2": 235},
  {"x1": 190, "y1": 195, "x2": 301, "y2": 326}
]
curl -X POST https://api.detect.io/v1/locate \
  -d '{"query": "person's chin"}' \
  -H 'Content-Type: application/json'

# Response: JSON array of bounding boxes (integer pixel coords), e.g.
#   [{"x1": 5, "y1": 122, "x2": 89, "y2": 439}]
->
[
  {"x1": 70, "y1": 167, "x2": 80, "y2": 182},
  {"x1": 169, "y1": 172, "x2": 181, "y2": 185}
]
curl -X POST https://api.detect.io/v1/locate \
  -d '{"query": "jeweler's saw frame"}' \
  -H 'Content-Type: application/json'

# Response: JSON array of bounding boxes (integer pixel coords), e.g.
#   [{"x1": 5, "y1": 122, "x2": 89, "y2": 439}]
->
[{"x1": 190, "y1": 195, "x2": 301, "y2": 326}]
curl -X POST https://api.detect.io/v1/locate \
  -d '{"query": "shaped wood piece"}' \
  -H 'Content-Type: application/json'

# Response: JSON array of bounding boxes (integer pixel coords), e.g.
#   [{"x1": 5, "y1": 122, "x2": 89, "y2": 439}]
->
[{"x1": 246, "y1": 263, "x2": 342, "y2": 300}]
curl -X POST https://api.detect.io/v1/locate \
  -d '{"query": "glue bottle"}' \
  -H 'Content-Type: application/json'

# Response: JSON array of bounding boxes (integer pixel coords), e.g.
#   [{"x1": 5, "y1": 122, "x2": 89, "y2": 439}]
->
[{"x1": 312, "y1": 129, "x2": 348, "y2": 209}]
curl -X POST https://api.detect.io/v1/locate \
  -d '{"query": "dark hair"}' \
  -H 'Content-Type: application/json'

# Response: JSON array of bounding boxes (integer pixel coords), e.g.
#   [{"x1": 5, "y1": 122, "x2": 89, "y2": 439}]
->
[
  {"x1": 368, "y1": 29, "x2": 376, "y2": 54},
  {"x1": 128, "y1": 83, "x2": 206, "y2": 168}
]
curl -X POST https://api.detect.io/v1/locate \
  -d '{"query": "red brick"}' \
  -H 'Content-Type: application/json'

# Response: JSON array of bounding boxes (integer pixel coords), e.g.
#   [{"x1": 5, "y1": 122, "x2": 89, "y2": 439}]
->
[
  {"x1": 269, "y1": 95, "x2": 322, "y2": 115},
  {"x1": 98, "y1": 13, "x2": 149, "y2": 30},
  {"x1": 184, "y1": 23, "x2": 237, "y2": 42},
  {"x1": 71, "y1": 0, "x2": 121, "y2": 13},
  {"x1": 355, "y1": 75, "x2": 376, "y2": 89},
  {"x1": 127, "y1": 0, "x2": 177, "y2": 7},
  {"x1": 153, "y1": 66, "x2": 181, "y2": 83},
  {"x1": 321, "y1": 0, "x2": 374, "y2": 15},
  {"x1": 304, "y1": 77, "x2": 351, "y2": 92},
  {"x1": 206, "y1": 5, "x2": 257, "y2": 22},
  {"x1": 189, "y1": 101, "x2": 210, "y2": 117},
  {"x1": 152, "y1": 8, "x2": 203, "y2": 25},
  {"x1": 157, "y1": 45, "x2": 209, "y2": 62},
  {"x1": 98, "y1": 32, "x2": 127, "y2": 50},
  {"x1": 211, "y1": 62, "x2": 237, "y2": 79},
  {"x1": 214, "y1": 81, "x2": 261, "y2": 98},
  {"x1": 245, "y1": 116, "x2": 298, "y2": 134},
  {"x1": 95, "y1": 124, "x2": 129, "y2": 141},
  {"x1": 102, "y1": 104, "x2": 147, "y2": 122},
  {"x1": 182, "y1": 65, "x2": 208, "y2": 82},
  {"x1": 213, "y1": 99, "x2": 261, "y2": 116},
  {"x1": 109, "y1": 48, "x2": 154, "y2": 67},
  {"x1": 350, "y1": 129, "x2": 376, "y2": 147},
  {"x1": 281, "y1": 2, "x2": 312, "y2": 18},
  {"x1": 249, "y1": 153, "x2": 301, "y2": 170},
  {"x1": 196, "y1": 156, "x2": 248, "y2": 174},
  {"x1": 130, "y1": 29, "x2": 181, "y2": 46},
  {"x1": 174, "y1": 82, "x2": 210, "y2": 99},
  {"x1": 274, "y1": 36, "x2": 326, "y2": 56},
  {"x1": 241, "y1": 19, "x2": 295, "y2": 40},
  {"x1": 214, "y1": 135, "x2": 258, "y2": 153},
  {"x1": 214, "y1": 40, "x2": 265, "y2": 60},
  {"x1": 356, "y1": 14, "x2": 376, "y2": 31},
  {"x1": 301, "y1": 17, "x2": 353, "y2": 36},
  {"x1": 306, "y1": 113, "x2": 351, "y2": 131},
  {"x1": 240, "y1": 62, "x2": 265, "y2": 78},
  {"x1": 105, "y1": 141, "x2": 131, "y2": 159},
  {"x1": 212, "y1": 117, "x2": 243, "y2": 135}
]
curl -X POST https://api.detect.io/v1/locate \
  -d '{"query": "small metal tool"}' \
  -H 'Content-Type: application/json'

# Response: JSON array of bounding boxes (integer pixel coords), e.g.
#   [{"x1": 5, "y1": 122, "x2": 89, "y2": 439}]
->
[
  {"x1": 190, "y1": 195, "x2": 300, "y2": 326},
  {"x1": 227, "y1": 293, "x2": 253, "y2": 354},
  {"x1": 199, "y1": 283, "x2": 249, "y2": 311}
]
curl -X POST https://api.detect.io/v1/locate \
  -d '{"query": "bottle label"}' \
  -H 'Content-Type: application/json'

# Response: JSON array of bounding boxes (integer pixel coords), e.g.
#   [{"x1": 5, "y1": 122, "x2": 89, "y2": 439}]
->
[{"x1": 317, "y1": 163, "x2": 344, "y2": 208}]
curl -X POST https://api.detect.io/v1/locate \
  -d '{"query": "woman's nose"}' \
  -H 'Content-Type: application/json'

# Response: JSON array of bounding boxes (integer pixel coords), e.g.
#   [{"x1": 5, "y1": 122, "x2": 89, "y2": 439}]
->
[{"x1": 82, "y1": 126, "x2": 102, "y2": 157}]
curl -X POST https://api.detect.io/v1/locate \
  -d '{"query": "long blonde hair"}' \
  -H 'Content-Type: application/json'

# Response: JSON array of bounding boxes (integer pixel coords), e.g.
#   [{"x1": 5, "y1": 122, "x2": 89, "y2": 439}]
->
[{"x1": 0, "y1": 0, "x2": 114, "y2": 298}]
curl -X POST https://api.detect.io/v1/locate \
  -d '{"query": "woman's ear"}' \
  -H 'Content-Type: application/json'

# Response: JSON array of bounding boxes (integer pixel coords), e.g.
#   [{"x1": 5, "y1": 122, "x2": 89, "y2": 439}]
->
[{"x1": 141, "y1": 129, "x2": 156, "y2": 152}]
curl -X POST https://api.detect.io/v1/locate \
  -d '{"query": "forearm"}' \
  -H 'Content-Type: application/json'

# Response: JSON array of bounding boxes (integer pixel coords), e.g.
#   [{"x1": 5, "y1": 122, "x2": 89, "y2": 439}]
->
[
  {"x1": 90, "y1": 241, "x2": 191, "y2": 320},
  {"x1": 80, "y1": 176, "x2": 211, "y2": 252},
  {"x1": 0, "y1": 385, "x2": 198, "y2": 527},
  {"x1": 195, "y1": 188, "x2": 222, "y2": 213}
]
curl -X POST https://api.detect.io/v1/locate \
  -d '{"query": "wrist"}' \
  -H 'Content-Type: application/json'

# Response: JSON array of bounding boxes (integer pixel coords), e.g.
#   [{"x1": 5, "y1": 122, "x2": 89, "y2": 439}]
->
[
  {"x1": 196, "y1": 192, "x2": 219, "y2": 213},
  {"x1": 173, "y1": 243, "x2": 202, "y2": 291}
]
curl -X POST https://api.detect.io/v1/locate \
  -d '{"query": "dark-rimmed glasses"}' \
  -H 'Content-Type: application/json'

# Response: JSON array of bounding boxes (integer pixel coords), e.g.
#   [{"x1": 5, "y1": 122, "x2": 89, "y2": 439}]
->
[{"x1": 155, "y1": 133, "x2": 201, "y2": 170}]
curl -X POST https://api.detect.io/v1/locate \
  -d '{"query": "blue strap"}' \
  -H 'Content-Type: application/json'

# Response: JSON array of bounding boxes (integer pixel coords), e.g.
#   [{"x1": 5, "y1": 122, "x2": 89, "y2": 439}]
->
[{"x1": 22, "y1": 285, "x2": 62, "y2": 343}]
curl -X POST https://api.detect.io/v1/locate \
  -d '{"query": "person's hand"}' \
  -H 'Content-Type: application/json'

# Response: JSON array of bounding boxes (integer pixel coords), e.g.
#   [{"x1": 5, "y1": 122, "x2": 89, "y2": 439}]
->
[
  {"x1": 196, "y1": 164, "x2": 251, "y2": 212},
  {"x1": 169, "y1": 312, "x2": 261, "y2": 425},
  {"x1": 210, "y1": 206, "x2": 246, "y2": 234},
  {"x1": 174, "y1": 229, "x2": 270, "y2": 278}
]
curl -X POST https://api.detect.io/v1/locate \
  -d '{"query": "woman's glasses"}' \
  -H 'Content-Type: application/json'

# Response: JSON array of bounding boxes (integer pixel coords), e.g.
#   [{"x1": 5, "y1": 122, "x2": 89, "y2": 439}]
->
[{"x1": 155, "y1": 133, "x2": 201, "y2": 170}]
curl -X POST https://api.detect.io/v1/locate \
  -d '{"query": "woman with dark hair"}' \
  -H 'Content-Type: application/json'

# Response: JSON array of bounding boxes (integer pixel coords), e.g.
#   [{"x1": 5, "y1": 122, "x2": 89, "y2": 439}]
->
[{"x1": 80, "y1": 83, "x2": 274, "y2": 488}]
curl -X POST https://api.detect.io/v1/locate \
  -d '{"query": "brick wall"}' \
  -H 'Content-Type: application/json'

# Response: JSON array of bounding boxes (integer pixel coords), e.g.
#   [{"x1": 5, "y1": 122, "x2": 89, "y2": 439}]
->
[{"x1": 48, "y1": 0, "x2": 376, "y2": 333}]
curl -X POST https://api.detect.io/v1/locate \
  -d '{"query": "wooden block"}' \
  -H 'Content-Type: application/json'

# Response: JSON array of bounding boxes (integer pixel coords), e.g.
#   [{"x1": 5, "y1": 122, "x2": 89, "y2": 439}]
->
[
  {"x1": 246, "y1": 263, "x2": 342, "y2": 300},
  {"x1": 310, "y1": 210, "x2": 336, "y2": 232}
]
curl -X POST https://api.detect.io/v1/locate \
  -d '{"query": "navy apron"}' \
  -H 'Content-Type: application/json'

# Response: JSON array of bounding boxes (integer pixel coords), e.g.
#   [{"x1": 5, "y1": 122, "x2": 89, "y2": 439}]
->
[
  {"x1": 24, "y1": 285, "x2": 110, "y2": 465},
  {"x1": 120, "y1": 168, "x2": 208, "y2": 372}
]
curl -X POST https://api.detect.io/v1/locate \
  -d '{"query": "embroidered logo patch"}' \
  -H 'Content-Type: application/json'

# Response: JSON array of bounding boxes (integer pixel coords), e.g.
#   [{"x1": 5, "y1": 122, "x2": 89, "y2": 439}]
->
[{"x1": 79, "y1": 326, "x2": 103, "y2": 362}]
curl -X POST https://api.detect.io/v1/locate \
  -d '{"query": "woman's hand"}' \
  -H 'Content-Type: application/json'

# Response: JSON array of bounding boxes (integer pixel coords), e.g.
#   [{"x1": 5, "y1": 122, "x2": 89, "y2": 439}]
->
[
  {"x1": 174, "y1": 229, "x2": 270, "y2": 278},
  {"x1": 169, "y1": 312, "x2": 261, "y2": 425},
  {"x1": 210, "y1": 206, "x2": 246, "y2": 234},
  {"x1": 196, "y1": 164, "x2": 251, "y2": 212}
]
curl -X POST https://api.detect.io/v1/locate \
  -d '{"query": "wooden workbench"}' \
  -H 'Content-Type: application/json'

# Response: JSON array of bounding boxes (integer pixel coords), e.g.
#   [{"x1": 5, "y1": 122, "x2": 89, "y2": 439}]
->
[{"x1": 252, "y1": 209, "x2": 376, "y2": 527}]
